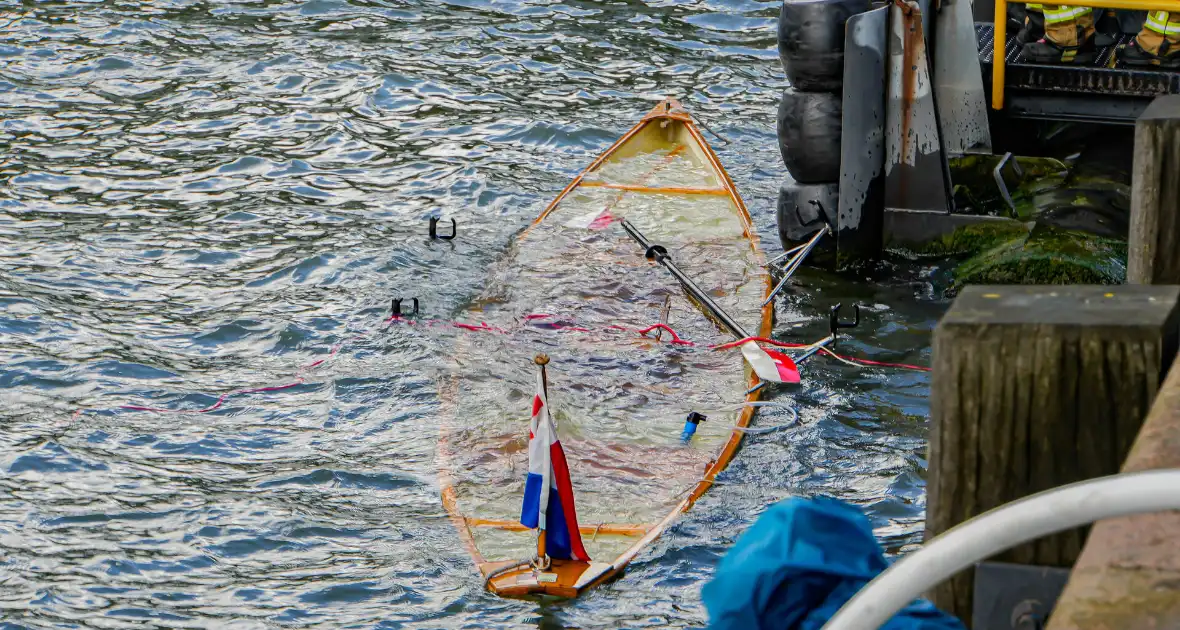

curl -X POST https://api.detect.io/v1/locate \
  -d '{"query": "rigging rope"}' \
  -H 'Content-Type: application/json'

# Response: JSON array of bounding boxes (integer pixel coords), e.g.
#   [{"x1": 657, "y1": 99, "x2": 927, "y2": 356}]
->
[{"x1": 71, "y1": 308, "x2": 926, "y2": 419}]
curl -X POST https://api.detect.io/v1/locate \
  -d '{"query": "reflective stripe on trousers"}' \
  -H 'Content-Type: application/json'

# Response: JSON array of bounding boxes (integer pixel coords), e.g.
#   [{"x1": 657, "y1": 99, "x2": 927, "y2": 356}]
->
[
  {"x1": 1145, "y1": 11, "x2": 1180, "y2": 36},
  {"x1": 1042, "y1": 4, "x2": 1090, "y2": 24}
]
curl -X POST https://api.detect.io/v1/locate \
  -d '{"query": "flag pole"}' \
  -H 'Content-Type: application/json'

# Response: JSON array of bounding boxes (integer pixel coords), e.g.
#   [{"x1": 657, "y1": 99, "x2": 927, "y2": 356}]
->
[{"x1": 534, "y1": 353, "x2": 550, "y2": 564}]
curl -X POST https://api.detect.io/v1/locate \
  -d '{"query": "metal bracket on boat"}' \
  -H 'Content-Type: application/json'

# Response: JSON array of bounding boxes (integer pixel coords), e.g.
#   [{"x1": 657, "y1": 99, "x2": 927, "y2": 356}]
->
[
  {"x1": 655, "y1": 295, "x2": 672, "y2": 342},
  {"x1": 790, "y1": 303, "x2": 863, "y2": 368},
  {"x1": 530, "y1": 553, "x2": 551, "y2": 572},
  {"x1": 797, "y1": 198, "x2": 833, "y2": 230},
  {"x1": 766, "y1": 242, "x2": 807, "y2": 268},
  {"x1": 391, "y1": 297, "x2": 419, "y2": 318},
  {"x1": 761, "y1": 224, "x2": 832, "y2": 308},
  {"x1": 429, "y1": 217, "x2": 456, "y2": 240},
  {"x1": 828, "y1": 302, "x2": 861, "y2": 337}
]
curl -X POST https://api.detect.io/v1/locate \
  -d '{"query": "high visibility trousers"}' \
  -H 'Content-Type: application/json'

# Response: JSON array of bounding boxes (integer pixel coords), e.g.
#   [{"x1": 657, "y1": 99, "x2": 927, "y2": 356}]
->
[
  {"x1": 1041, "y1": 4, "x2": 1095, "y2": 47},
  {"x1": 1026, "y1": 4, "x2": 1103, "y2": 23},
  {"x1": 1136, "y1": 10, "x2": 1179, "y2": 58},
  {"x1": 1042, "y1": 4, "x2": 1090, "y2": 25},
  {"x1": 1145, "y1": 11, "x2": 1180, "y2": 37}
]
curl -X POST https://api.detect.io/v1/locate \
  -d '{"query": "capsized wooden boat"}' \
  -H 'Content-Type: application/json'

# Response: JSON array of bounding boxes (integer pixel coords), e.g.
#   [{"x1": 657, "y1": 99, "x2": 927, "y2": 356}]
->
[{"x1": 437, "y1": 98, "x2": 774, "y2": 598}]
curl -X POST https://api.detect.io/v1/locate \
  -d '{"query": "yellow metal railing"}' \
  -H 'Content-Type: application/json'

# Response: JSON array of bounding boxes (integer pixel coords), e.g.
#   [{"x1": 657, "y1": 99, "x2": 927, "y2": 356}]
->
[{"x1": 992, "y1": 0, "x2": 1180, "y2": 109}]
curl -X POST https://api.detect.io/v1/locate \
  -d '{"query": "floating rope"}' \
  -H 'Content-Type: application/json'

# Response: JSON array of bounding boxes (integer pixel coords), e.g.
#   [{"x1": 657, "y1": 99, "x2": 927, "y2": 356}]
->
[
  {"x1": 635, "y1": 323, "x2": 694, "y2": 346},
  {"x1": 92, "y1": 305, "x2": 926, "y2": 418},
  {"x1": 719, "y1": 401, "x2": 801, "y2": 435},
  {"x1": 120, "y1": 381, "x2": 309, "y2": 414},
  {"x1": 829, "y1": 354, "x2": 930, "y2": 372},
  {"x1": 390, "y1": 314, "x2": 928, "y2": 371},
  {"x1": 706, "y1": 335, "x2": 930, "y2": 372},
  {"x1": 115, "y1": 327, "x2": 373, "y2": 414}
]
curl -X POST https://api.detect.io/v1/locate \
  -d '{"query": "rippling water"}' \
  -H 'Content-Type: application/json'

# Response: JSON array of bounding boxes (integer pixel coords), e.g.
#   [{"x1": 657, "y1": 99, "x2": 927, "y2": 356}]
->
[{"x1": 1, "y1": 1, "x2": 943, "y2": 627}]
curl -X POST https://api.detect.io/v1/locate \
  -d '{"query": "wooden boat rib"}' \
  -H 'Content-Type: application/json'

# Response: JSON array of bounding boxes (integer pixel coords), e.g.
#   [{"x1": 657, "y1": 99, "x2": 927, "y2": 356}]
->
[
  {"x1": 465, "y1": 517, "x2": 653, "y2": 536},
  {"x1": 579, "y1": 182, "x2": 731, "y2": 196},
  {"x1": 437, "y1": 98, "x2": 774, "y2": 599}
]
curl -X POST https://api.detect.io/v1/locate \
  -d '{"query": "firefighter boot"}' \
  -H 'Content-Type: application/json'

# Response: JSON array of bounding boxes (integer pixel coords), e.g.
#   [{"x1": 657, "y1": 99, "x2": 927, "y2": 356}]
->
[
  {"x1": 1023, "y1": 4, "x2": 1096, "y2": 64},
  {"x1": 1095, "y1": 9, "x2": 1119, "y2": 47},
  {"x1": 1120, "y1": 11, "x2": 1180, "y2": 69}
]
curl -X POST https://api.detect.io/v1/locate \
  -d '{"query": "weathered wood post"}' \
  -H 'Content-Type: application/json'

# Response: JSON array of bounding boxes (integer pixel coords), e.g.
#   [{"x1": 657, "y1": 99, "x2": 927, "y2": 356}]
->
[
  {"x1": 926, "y1": 285, "x2": 1180, "y2": 624},
  {"x1": 1128, "y1": 95, "x2": 1180, "y2": 285}
]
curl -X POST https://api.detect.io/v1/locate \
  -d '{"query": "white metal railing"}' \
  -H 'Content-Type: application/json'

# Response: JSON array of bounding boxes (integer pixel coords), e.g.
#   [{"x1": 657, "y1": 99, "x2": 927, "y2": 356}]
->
[{"x1": 822, "y1": 469, "x2": 1180, "y2": 629}]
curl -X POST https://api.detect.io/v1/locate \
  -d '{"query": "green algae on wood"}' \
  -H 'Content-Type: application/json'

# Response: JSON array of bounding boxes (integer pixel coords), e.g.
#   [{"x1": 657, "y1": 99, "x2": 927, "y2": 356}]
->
[
  {"x1": 889, "y1": 220, "x2": 1032, "y2": 259},
  {"x1": 953, "y1": 224, "x2": 1127, "y2": 290}
]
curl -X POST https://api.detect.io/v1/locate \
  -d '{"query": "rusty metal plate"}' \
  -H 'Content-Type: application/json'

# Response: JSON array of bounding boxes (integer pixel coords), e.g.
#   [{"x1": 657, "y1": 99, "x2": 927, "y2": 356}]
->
[
  {"x1": 836, "y1": 5, "x2": 889, "y2": 263},
  {"x1": 884, "y1": 0, "x2": 953, "y2": 214}
]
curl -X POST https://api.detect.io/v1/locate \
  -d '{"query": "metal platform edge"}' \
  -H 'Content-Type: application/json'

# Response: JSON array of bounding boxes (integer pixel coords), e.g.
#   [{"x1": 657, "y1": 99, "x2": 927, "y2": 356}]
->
[{"x1": 975, "y1": 22, "x2": 1180, "y2": 124}]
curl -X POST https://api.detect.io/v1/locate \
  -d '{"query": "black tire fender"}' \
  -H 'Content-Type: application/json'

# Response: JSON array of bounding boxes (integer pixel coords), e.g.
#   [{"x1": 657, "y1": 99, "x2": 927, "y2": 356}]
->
[
  {"x1": 778, "y1": 0, "x2": 872, "y2": 92},
  {"x1": 777, "y1": 87, "x2": 842, "y2": 184},
  {"x1": 776, "y1": 179, "x2": 838, "y2": 250}
]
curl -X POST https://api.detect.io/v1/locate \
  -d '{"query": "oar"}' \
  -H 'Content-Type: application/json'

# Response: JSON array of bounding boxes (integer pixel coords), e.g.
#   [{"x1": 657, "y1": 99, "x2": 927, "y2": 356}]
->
[
  {"x1": 618, "y1": 219, "x2": 862, "y2": 381},
  {"x1": 619, "y1": 219, "x2": 750, "y2": 340}
]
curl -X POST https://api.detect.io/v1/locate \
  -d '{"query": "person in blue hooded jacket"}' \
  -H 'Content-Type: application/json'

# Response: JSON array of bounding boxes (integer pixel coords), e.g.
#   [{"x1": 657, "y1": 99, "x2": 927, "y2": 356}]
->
[{"x1": 702, "y1": 496, "x2": 964, "y2": 630}]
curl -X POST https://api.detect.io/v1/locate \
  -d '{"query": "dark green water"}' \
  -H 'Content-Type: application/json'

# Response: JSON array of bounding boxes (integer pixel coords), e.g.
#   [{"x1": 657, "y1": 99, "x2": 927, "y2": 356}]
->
[{"x1": 0, "y1": 1, "x2": 943, "y2": 627}]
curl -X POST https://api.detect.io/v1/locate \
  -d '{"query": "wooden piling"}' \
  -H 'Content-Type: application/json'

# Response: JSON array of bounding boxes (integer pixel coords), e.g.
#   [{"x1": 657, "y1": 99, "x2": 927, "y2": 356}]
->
[
  {"x1": 1128, "y1": 95, "x2": 1180, "y2": 285},
  {"x1": 926, "y1": 285, "x2": 1180, "y2": 625}
]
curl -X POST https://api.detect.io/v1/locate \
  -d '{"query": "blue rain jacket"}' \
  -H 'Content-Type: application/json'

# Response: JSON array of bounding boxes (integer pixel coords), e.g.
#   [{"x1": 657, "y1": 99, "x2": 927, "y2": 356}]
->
[{"x1": 702, "y1": 496, "x2": 965, "y2": 630}]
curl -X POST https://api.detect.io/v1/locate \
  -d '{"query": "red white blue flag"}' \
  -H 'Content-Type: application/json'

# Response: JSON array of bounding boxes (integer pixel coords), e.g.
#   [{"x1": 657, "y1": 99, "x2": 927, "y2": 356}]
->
[{"x1": 519, "y1": 370, "x2": 590, "y2": 561}]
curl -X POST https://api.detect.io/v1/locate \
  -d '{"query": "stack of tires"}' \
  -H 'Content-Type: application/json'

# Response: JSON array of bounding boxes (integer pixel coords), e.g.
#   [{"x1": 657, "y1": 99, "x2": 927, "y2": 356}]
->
[{"x1": 775, "y1": 0, "x2": 871, "y2": 261}]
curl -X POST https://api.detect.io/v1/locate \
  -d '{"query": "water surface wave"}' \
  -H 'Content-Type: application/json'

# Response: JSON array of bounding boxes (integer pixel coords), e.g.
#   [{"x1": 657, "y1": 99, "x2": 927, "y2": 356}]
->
[{"x1": 0, "y1": 1, "x2": 940, "y2": 627}]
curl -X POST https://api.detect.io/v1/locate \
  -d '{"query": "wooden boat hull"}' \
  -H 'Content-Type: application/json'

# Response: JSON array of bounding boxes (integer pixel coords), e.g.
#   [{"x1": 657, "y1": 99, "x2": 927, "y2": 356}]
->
[{"x1": 438, "y1": 98, "x2": 775, "y2": 598}]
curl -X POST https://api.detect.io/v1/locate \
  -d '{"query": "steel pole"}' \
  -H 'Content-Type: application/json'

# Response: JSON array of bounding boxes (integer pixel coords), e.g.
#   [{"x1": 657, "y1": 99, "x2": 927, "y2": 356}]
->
[{"x1": 620, "y1": 219, "x2": 751, "y2": 340}]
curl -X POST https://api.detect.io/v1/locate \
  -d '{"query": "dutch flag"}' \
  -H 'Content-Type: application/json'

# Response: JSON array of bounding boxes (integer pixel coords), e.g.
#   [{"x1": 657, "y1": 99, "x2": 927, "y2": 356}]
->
[{"x1": 519, "y1": 369, "x2": 590, "y2": 562}]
